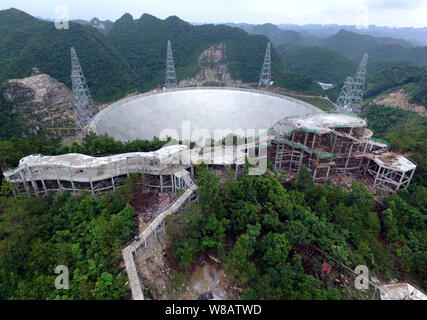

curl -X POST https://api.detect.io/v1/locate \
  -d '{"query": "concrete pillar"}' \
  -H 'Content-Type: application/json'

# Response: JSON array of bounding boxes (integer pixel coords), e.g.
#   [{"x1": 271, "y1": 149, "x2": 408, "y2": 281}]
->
[
  {"x1": 396, "y1": 170, "x2": 405, "y2": 192},
  {"x1": 311, "y1": 134, "x2": 316, "y2": 150},
  {"x1": 359, "y1": 143, "x2": 369, "y2": 170},
  {"x1": 89, "y1": 179, "x2": 95, "y2": 196},
  {"x1": 68, "y1": 168, "x2": 76, "y2": 192},
  {"x1": 26, "y1": 167, "x2": 40, "y2": 197},
  {"x1": 304, "y1": 132, "x2": 309, "y2": 146},
  {"x1": 332, "y1": 135, "x2": 338, "y2": 154},
  {"x1": 126, "y1": 158, "x2": 130, "y2": 177},
  {"x1": 38, "y1": 166, "x2": 48, "y2": 194},
  {"x1": 11, "y1": 183, "x2": 17, "y2": 198},
  {"x1": 289, "y1": 148, "x2": 294, "y2": 172},
  {"x1": 374, "y1": 165, "x2": 383, "y2": 187},
  {"x1": 54, "y1": 166, "x2": 62, "y2": 191},
  {"x1": 112, "y1": 177, "x2": 115, "y2": 191},
  {"x1": 326, "y1": 166, "x2": 331, "y2": 181},
  {"x1": 344, "y1": 144, "x2": 354, "y2": 174},
  {"x1": 405, "y1": 169, "x2": 416, "y2": 188},
  {"x1": 162, "y1": 220, "x2": 166, "y2": 235}
]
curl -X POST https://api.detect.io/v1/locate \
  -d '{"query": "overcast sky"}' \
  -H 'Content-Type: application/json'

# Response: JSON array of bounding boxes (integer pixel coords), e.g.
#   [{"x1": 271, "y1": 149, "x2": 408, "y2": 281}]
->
[{"x1": 1, "y1": 0, "x2": 426, "y2": 28}]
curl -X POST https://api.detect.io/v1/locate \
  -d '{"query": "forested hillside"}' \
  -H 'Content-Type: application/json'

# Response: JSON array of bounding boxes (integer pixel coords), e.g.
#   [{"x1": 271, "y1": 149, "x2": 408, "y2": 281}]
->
[
  {"x1": 0, "y1": 117, "x2": 425, "y2": 300},
  {"x1": 225, "y1": 23, "x2": 316, "y2": 47},
  {"x1": 166, "y1": 165, "x2": 426, "y2": 299},
  {"x1": 0, "y1": 9, "x2": 138, "y2": 102},
  {"x1": 0, "y1": 188, "x2": 137, "y2": 299},
  {"x1": 324, "y1": 61, "x2": 427, "y2": 105},
  {"x1": 0, "y1": 9, "x2": 323, "y2": 103},
  {"x1": 108, "y1": 13, "x2": 287, "y2": 89},
  {"x1": 229, "y1": 23, "x2": 427, "y2": 68},
  {"x1": 362, "y1": 104, "x2": 427, "y2": 186},
  {"x1": 365, "y1": 63, "x2": 426, "y2": 99},
  {"x1": 276, "y1": 24, "x2": 427, "y2": 46},
  {"x1": 276, "y1": 45, "x2": 357, "y2": 84},
  {"x1": 319, "y1": 30, "x2": 427, "y2": 66},
  {"x1": 1, "y1": 131, "x2": 424, "y2": 300}
]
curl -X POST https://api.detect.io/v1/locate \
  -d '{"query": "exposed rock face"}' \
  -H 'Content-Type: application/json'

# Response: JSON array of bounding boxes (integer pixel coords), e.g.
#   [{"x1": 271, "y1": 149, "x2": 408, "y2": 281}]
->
[
  {"x1": 373, "y1": 88, "x2": 426, "y2": 116},
  {"x1": 1, "y1": 74, "x2": 77, "y2": 135},
  {"x1": 90, "y1": 18, "x2": 114, "y2": 34},
  {"x1": 179, "y1": 43, "x2": 242, "y2": 87}
]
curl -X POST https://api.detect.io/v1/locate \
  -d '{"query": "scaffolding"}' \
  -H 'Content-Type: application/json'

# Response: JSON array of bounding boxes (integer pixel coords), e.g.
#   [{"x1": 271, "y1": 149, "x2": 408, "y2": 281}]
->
[
  {"x1": 4, "y1": 145, "x2": 190, "y2": 198},
  {"x1": 4, "y1": 114, "x2": 416, "y2": 196},
  {"x1": 268, "y1": 113, "x2": 416, "y2": 193},
  {"x1": 3, "y1": 142, "x2": 260, "y2": 198},
  {"x1": 364, "y1": 153, "x2": 416, "y2": 193}
]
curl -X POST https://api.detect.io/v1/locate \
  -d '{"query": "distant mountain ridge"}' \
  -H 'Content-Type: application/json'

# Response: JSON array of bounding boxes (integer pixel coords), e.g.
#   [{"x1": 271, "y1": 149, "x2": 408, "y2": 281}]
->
[
  {"x1": 228, "y1": 22, "x2": 427, "y2": 67},
  {"x1": 0, "y1": 8, "x2": 137, "y2": 102},
  {"x1": 318, "y1": 30, "x2": 427, "y2": 64},
  {"x1": 106, "y1": 13, "x2": 322, "y2": 94},
  {"x1": 277, "y1": 23, "x2": 427, "y2": 46},
  {"x1": 4, "y1": 8, "x2": 426, "y2": 105},
  {"x1": 225, "y1": 23, "x2": 319, "y2": 47},
  {"x1": 276, "y1": 45, "x2": 358, "y2": 84},
  {"x1": 0, "y1": 8, "x2": 322, "y2": 102}
]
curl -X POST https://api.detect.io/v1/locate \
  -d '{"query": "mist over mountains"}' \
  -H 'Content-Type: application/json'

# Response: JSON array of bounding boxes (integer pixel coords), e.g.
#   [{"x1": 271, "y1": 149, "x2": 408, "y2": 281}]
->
[{"x1": 276, "y1": 23, "x2": 427, "y2": 46}]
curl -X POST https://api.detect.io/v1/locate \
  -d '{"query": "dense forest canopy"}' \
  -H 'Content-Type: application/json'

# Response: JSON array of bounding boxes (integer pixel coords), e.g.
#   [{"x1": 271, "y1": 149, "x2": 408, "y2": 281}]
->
[
  {"x1": 0, "y1": 183, "x2": 137, "y2": 299},
  {"x1": 0, "y1": 9, "x2": 138, "y2": 103},
  {"x1": 325, "y1": 61, "x2": 427, "y2": 104},
  {"x1": 0, "y1": 105, "x2": 425, "y2": 299},
  {"x1": 276, "y1": 44, "x2": 358, "y2": 84},
  {"x1": 108, "y1": 13, "x2": 279, "y2": 87},
  {"x1": 0, "y1": 136, "x2": 425, "y2": 299},
  {"x1": 318, "y1": 30, "x2": 427, "y2": 66},
  {"x1": 365, "y1": 63, "x2": 427, "y2": 99},
  {"x1": 0, "y1": 8, "x2": 324, "y2": 102},
  {"x1": 2, "y1": 8, "x2": 426, "y2": 105},
  {"x1": 0, "y1": 7, "x2": 426, "y2": 301},
  {"x1": 166, "y1": 166, "x2": 426, "y2": 299},
  {"x1": 362, "y1": 104, "x2": 427, "y2": 186}
]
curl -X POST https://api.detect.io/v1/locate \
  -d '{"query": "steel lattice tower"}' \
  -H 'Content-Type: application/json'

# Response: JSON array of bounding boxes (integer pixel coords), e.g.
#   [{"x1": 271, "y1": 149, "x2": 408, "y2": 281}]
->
[
  {"x1": 258, "y1": 42, "x2": 272, "y2": 88},
  {"x1": 337, "y1": 77, "x2": 355, "y2": 112},
  {"x1": 337, "y1": 53, "x2": 369, "y2": 113},
  {"x1": 70, "y1": 47, "x2": 97, "y2": 135},
  {"x1": 165, "y1": 40, "x2": 178, "y2": 88}
]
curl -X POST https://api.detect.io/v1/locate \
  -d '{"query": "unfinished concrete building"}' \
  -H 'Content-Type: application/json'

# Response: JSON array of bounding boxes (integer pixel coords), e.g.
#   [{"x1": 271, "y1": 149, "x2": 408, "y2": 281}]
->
[
  {"x1": 3, "y1": 113, "x2": 416, "y2": 197},
  {"x1": 267, "y1": 113, "x2": 416, "y2": 192},
  {"x1": 2, "y1": 142, "x2": 255, "y2": 198},
  {"x1": 3, "y1": 145, "x2": 195, "y2": 198}
]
